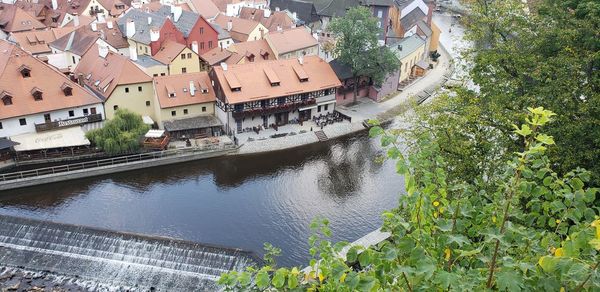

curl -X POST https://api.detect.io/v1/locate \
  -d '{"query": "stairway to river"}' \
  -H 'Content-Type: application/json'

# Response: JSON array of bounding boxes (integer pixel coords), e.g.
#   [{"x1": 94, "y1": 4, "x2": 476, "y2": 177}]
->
[
  {"x1": 314, "y1": 130, "x2": 329, "y2": 141},
  {"x1": 0, "y1": 214, "x2": 260, "y2": 291}
]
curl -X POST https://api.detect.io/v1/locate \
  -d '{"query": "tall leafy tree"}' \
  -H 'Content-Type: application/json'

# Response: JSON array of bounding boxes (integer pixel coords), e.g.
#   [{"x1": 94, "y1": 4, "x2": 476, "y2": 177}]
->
[
  {"x1": 328, "y1": 7, "x2": 399, "y2": 104},
  {"x1": 86, "y1": 109, "x2": 149, "y2": 155}
]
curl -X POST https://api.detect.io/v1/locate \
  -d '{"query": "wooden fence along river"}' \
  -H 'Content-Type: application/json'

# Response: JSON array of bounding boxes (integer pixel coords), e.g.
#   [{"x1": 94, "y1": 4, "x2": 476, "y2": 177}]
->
[{"x1": 0, "y1": 144, "x2": 236, "y2": 191}]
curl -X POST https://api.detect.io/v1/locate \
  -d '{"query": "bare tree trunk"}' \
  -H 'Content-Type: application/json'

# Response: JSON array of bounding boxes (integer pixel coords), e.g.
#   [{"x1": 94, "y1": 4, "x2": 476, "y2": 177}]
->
[{"x1": 353, "y1": 76, "x2": 359, "y2": 104}]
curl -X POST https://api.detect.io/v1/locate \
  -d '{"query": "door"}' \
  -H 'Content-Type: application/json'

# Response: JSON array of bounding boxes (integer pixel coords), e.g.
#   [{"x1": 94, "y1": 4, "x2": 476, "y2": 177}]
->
[
  {"x1": 44, "y1": 113, "x2": 51, "y2": 123},
  {"x1": 262, "y1": 115, "x2": 268, "y2": 127},
  {"x1": 236, "y1": 119, "x2": 242, "y2": 133}
]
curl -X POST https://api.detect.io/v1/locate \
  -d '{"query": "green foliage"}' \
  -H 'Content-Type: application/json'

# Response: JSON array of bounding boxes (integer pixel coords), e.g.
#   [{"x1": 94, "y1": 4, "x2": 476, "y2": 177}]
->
[
  {"x1": 219, "y1": 108, "x2": 600, "y2": 291},
  {"x1": 86, "y1": 109, "x2": 149, "y2": 155},
  {"x1": 328, "y1": 7, "x2": 399, "y2": 103}
]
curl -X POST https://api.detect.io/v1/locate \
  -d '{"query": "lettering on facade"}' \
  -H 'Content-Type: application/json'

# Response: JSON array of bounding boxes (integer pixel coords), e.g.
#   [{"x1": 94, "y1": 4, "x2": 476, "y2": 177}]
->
[
  {"x1": 57, "y1": 117, "x2": 89, "y2": 127},
  {"x1": 34, "y1": 133, "x2": 63, "y2": 144}
]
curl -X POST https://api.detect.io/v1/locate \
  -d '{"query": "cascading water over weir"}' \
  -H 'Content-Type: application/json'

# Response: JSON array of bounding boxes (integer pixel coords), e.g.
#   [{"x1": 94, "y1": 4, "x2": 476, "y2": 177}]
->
[{"x1": 0, "y1": 214, "x2": 260, "y2": 290}]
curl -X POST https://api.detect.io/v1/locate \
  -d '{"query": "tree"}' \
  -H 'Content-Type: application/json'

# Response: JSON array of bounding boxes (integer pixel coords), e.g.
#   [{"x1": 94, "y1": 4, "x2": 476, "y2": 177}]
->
[
  {"x1": 328, "y1": 7, "x2": 400, "y2": 104},
  {"x1": 219, "y1": 108, "x2": 600, "y2": 290},
  {"x1": 86, "y1": 109, "x2": 149, "y2": 155}
]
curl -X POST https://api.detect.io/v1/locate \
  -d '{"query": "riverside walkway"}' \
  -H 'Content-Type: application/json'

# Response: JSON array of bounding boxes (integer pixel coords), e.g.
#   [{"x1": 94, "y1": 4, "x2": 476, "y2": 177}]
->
[{"x1": 0, "y1": 214, "x2": 260, "y2": 290}]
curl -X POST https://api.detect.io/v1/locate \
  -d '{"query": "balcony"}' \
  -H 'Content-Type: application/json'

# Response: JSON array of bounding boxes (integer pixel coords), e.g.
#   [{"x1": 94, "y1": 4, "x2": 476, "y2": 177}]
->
[
  {"x1": 231, "y1": 99, "x2": 316, "y2": 119},
  {"x1": 35, "y1": 114, "x2": 103, "y2": 132}
]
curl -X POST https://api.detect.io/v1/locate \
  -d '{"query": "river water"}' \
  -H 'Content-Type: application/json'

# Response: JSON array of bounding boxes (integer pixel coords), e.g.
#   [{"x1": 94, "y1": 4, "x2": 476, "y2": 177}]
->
[{"x1": 0, "y1": 131, "x2": 404, "y2": 267}]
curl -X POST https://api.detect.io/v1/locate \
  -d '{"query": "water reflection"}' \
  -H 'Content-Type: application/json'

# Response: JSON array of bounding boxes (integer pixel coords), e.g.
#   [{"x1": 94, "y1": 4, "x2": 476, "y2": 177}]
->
[{"x1": 0, "y1": 131, "x2": 403, "y2": 266}]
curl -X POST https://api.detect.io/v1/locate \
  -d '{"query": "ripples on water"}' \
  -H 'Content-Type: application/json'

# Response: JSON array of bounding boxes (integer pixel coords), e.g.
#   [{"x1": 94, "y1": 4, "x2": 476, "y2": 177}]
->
[{"x1": 0, "y1": 131, "x2": 404, "y2": 266}]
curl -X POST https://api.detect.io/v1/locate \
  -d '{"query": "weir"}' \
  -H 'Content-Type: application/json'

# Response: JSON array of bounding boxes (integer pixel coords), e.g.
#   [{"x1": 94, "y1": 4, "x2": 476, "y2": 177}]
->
[{"x1": 0, "y1": 214, "x2": 260, "y2": 290}]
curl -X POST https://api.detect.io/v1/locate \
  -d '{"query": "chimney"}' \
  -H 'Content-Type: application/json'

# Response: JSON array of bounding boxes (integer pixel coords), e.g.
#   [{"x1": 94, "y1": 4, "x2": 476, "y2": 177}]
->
[
  {"x1": 129, "y1": 46, "x2": 138, "y2": 61},
  {"x1": 221, "y1": 62, "x2": 228, "y2": 71},
  {"x1": 73, "y1": 13, "x2": 80, "y2": 27},
  {"x1": 276, "y1": 25, "x2": 281, "y2": 32},
  {"x1": 148, "y1": 16, "x2": 152, "y2": 25},
  {"x1": 126, "y1": 19, "x2": 135, "y2": 38},
  {"x1": 226, "y1": 19, "x2": 232, "y2": 31},
  {"x1": 189, "y1": 81, "x2": 196, "y2": 96},
  {"x1": 397, "y1": 45, "x2": 402, "y2": 51},
  {"x1": 90, "y1": 22, "x2": 97, "y2": 31},
  {"x1": 263, "y1": 9, "x2": 271, "y2": 18},
  {"x1": 275, "y1": 7, "x2": 279, "y2": 11},
  {"x1": 107, "y1": 21, "x2": 113, "y2": 29},
  {"x1": 51, "y1": 0, "x2": 58, "y2": 10},
  {"x1": 298, "y1": 56, "x2": 303, "y2": 65},
  {"x1": 98, "y1": 44, "x2": 109, "y2": 58},
  {"x1": 77, "y1": 73, "x2": 84, "y2": 86},
  {"x1": 150, "y1": 27, "x2": 160, "y2": 42},
  {"x1": 97, "y1": 13, "x2": 105, "y2": 23},
  {"x1": 191, "y1": 41, "x2": 198, "y2": 54},
  {"x1": 173, "y1": 6, "x2": 183, "y2": 22}
]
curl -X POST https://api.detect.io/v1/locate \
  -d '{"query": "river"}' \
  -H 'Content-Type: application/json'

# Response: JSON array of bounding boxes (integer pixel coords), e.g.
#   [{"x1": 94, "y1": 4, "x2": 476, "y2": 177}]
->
[{"x1": 0, "y1": 131, "x2": 404, "y2": 267}]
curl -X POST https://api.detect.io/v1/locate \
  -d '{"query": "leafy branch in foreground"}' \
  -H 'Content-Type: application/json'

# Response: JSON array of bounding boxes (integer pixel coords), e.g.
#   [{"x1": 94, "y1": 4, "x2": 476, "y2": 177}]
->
[{"x1": 218, "y1": 107, "x2": 599, "y2": 291}]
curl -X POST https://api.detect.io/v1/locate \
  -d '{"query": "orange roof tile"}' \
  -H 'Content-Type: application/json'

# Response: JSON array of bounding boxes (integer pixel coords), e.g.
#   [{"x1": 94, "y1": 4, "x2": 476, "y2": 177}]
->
[
  {"x1": 0, "y1": 5, "x2": 46, "y2": 33},
  {"x1": 152, "y1": 40, "x2": 188, "y2": 64},
  {"x1": 213, "y1": 55, "x2": 341, "y2": 104},
  {"x1": 266, "y1": 27, "x2": 317, "y2": 54},
  {"x1": 213, "y1": 14, "x2": 263, "y2": 42},
  {"x1": 74, "y1": 48, "x2": 152, "y2": 98},
  {"x1": 153, "y1": 72, "x2": 215, "y2": 109},
  {"x1": 200, "y1": 38, "x2": 275, "y2": 66},
  {"x1": 188, "y1": 0, "x2": 220, "y2": 18},
  {"x1": 200, "y1": 46, "x2": 232, "y2": 65},
  {"x1": 238, "y1": 7, "x2": 295, "y2": 32},
  {"x1": 10, "y1": 27, "x2": 75, "y2": 54},
  {"x1": 0, "y1": 40, "x2": 102, "y2": 120}
]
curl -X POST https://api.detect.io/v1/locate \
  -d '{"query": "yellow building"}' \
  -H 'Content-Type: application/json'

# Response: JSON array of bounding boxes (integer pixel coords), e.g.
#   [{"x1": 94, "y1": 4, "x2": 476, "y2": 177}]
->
[
  {"x1": 213, "y1": 14, "x2": 269, "y2": 42},
  {"x1": 152, "y1": 72, "x2": 221, "y2": 138},
  {"x1": 390, "y1": 34, "x2": 427, "y2": 83},
  {"x1": 75, "y1": 49, "x2": 156, "y2": 120},
  {"x1": 153, "y1": 40, "x2": 201, "y2": 75},
  {"x1": 133, "y1": 55, "x2": 169, "y2": 77}
]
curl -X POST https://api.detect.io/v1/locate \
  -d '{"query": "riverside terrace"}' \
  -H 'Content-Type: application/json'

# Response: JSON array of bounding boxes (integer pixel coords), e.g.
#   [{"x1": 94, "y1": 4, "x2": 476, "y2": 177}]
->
[{"x1": 209, "y1": 56, "x2": 342, "y2": 135}]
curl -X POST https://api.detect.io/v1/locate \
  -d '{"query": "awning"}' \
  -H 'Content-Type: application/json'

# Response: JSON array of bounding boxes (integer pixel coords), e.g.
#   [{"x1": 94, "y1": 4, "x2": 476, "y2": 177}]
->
[
  {"x1": 299, "y1": 105, "x2": 318, "y2": 111},
  {"x1": 145, "y1": 129, "x2": 165, "y2": 138},
  {"x1": 142, "y1": 116, "x2": 154, "y2": 125},
  {"x1": 163, "y1": 116, "x2": 223, "y2": 132},
  {"x1": 11, "y1": 127, "x2": 90, "y2": 152},
  {"x1": 0, "y1": 138, "x2": 19, "y2": 150}
]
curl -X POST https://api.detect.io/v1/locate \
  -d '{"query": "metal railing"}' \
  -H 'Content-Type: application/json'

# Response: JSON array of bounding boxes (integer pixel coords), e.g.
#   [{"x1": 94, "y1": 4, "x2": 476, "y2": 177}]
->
[{"x1": 0, "y1": 143, "x2": 235, "y2": 183}]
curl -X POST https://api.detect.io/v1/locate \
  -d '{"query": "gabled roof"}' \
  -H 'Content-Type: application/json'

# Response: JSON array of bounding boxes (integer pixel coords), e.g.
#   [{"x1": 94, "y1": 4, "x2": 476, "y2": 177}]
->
[
  {"x1": 152, "y1": 40, "x2": 189, "y2": 64},
  {"x1": 311, "y1": 0, "x2": 361, "y2": 18},
  {"x1": 0, "y1": 40, "x2": 102, "y2": 120},
  {"x1": 212, "y1": 55, "x2": 341, "y2": 104},
  {"x1": 97, "y1": 0, "x2": 129, "y2": 16},
  {"x1": 269, "y1": 0, "x2": 318, "y2": 24},
  {"x1": 49, "y1": 25, "x2": 98, "y2": 56},
  {"x1": 211, "y1": 23, "x2": 230, "y2": 40},
  {"x1": 201, "y1": 39, "x2": 275, "y2": 66},
  {"x1": 239, "y1": 7, "x2": 295, "y2": 32},
  {"x1": 134, "y1": 54, "x2": 166, "y2": 68},
  {"x1": 117, "y1": 9, "x2": 168, "y2": 45},
  {"x1": 200, "y1": 47, "x2": 233, "y2": 66},
  {"x1": 153, "y1": 71, "x2": 216, "y2": 109},
  {"x1": 416, "y1": 19, "x2": 432, "y2": 37},
  {"x1": 74, "y1": 48, "x2": 152, "y2": 98},
  {"x1": 154, "y1": 5, "x2": 200, "y2": 38},
  {"x1": 213, "y1": 14, "x2": 263, "y2": 42},
  {"x1": 361, "y1": 0, "x2": 394, "y2": 7},
  {"x1": 266, "y1": 27, "x2": 317, "y2": 54},
  {"x1": 91, "y1": 21, "x2": 129, "y2": 49},
  {"x1": 0, "y1": 4, "x2": 46, "y2": 33},
  {"x1": 400, "y1": 7, "x2": 426, "y2": 31},
  {"x1": 389, "y1": 34, "x2": 425, "y2": 60},
  {"x1": 187, "y1": 0, "x2": 220, "y2": 19},
  {"x1": 10, "y1": 27, "x2": 75, "y2": 54}
]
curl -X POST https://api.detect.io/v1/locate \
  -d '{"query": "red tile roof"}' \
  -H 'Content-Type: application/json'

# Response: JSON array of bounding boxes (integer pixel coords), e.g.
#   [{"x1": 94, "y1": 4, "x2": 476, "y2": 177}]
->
[
  {"x1": 0, "y1": 4, "x2": 46, "y2": 33},
  {"x1": 153, "y1": 71, "x2": 216, "y2": 109},
  {"x1": 0, "y1": 40, "x2": 102, "y2": 120}
]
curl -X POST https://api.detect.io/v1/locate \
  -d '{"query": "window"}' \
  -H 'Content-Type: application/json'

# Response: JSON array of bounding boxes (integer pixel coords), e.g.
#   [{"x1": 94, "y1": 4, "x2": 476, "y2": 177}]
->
[
  {"x1": 181, "y1": 53, "x2": 186, "y2": 60},
  {"x1": 61, "y1": 83, "x2": 73, "y2": 96},
  {"x1": 182, "y1": 67, "x2": 187, "y2": 73},
  {"x1": 125, "y1": 87, "x2": 129, "y2": 93},
  {"x1": 138, "y1": 86, "x2": 142, "y2": 92},
  {"x1": 153, "y1": 74, "x2": 158, "y2": 77},
  {"x1": 324, "y1": 104, "x2": 329, "y2": 111},
  {"x1": 171, "y1": 110, "x2": 176, "y2": 116},
  {"x1": 183, "y1": 109, "x2": 188, "y2": 115},
  {"x1": 317, "y1": 105, "x2": 321, "y2": 112},
  {"x1": 200, "y1": 42, "x2": 205, "y2": 50},
  {"x1": 208, "y1": 41, "x2": 213, "y2": 49},
  {"x1": 0, "y1": 122, "x2": 2, "y2": 129},
  {"x1": 44, "y1": 113, "x2": 51, "y2": 122},
  {"x1": 377, "y1": 10, "x2": 383, "y2": 18},
  {"x1": 145, "y1": 47, "x2": 148, "y2": 53},
  {"x1": 19, "y1": 118, "x2": 26, "y2": 126},
  {"x1": 200, "y1": 27, "x2": 204, "y2": 34},
  {"x1": 32, "y1": 88, "x2": 43, "y2": 101},
  {"x1": 187, "y1": 53, "x2": 192, "y2": 58},
  {"x1": 72, "y1": 56, "x2": 76, "y2": 64},
  {"x1": 202, "y1": 106, "x2": 206, "y2": 112},
  {"x1": 90, "y1": 107, "x2": 97, "y2": 115},
  {"x1": 19, "y1": 65, "x2": 31, "y2": 77},
  {"x1": 83, "y1": 108, "x2": 89, "y2": 115},
  {"x1": 68, "y1": 110, "x2": 74, "y2": 117},
  {"x1": 113, "y1": 105, "x2": 119, "y2": 110},
  {"x1": 1, "y1": 96, "x2": 12, "y2": 105},
  {"x1": 161, "y1": 73, "x2": 166, "y2": 76}
]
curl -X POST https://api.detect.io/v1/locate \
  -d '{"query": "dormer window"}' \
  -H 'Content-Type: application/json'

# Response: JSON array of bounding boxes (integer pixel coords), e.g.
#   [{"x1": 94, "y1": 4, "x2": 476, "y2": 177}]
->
[
  {"x1": 260, "y1": 50, "x2": 269, "y2": 60},
  {"x1": 270, "y1": 82, "x2": 280, "y2": 87},
  {"x1": 246, "y1": 53, "x2": 255, "y2": 62},
  {"x1": 61, "y1": 83, "x2": 73, "y2": 96},
  {"x1": 19, "y1": 65, "x2": 31, "y2": 77},
  {"x1": 201, "y1": 88, "x2": 208, "y2": 94},
  {"x1": 31, "y1": 87, "x2": 43, "y2": 101},
  {"x1": 1, "y1": 91, "x2": 12, "y2": 105}
]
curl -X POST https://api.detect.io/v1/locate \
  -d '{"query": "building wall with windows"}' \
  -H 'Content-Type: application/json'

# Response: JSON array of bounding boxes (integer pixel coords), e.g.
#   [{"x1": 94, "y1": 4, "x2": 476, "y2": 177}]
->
[
  {"x1": 103, "y1": 82, "x2": 155, "y2": 120},
  {"x1": 154, "y1": 102, "x2": 215, "y2": 128},
  {"x1": 0, "y1": 104, "x2": 105, "y2": 138},
  {"x1": 186, "y1": 16, "x2": 218, "y2": 55},
  {"x1": 167, "y1": 47, "x2": 201, "y2": 75}
]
